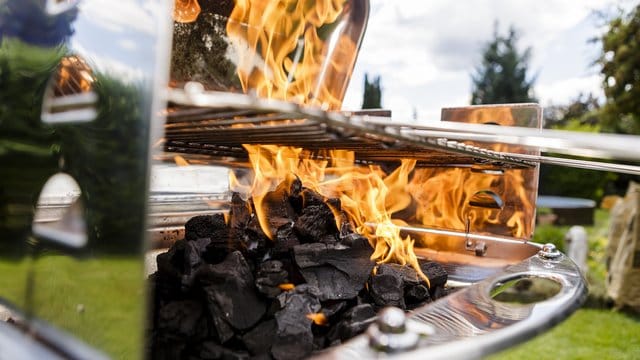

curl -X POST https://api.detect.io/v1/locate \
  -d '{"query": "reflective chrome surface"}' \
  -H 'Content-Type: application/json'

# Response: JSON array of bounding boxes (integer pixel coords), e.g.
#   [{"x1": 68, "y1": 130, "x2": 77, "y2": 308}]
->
[
  {"x1": 0, "y1": 0, "x2": 172, "y2": 357},
  {"x1": 318, "y1": 249, "x2": 587, "y2": 360}
]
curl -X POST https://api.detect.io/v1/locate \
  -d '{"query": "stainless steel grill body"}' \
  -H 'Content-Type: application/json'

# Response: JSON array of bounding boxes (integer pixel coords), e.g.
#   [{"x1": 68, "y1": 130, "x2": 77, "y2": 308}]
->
[{"x1": 3, "y1": 0, "x2": 637, "y2": 359}]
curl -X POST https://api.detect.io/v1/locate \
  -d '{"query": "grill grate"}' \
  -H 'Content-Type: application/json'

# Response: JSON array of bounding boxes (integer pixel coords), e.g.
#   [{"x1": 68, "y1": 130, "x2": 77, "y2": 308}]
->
[{"x1": 161, "y1": 86, "x2": 536, "y2": 169}]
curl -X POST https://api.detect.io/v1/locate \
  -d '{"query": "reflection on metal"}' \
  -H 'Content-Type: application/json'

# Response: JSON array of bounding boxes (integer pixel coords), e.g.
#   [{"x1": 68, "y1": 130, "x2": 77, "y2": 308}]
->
[
  {"x1": 469, "y1": 190, "x2": 504, "y2": 210},
  {"x1": 166, "y1": 88, "x2": 536, "y2": 169},
  {"x1": 45, "y1": 0, "x2": 80, "y2": 16},
  {"x1": 491, "y1": 275, "x2": 562, "y2": 304},
  {"x1": 32, "y1": 173, "x2": 87, "y2": 249},
  {"x1": 367, "y1": 307, "x2": 426, "y2": 353},
  {"x1": 319, "y1": 250, "x2": 586, "y2": 360},
  {"x1": 41, "y1": 55, "x2": 98, "y2": 124},
  {"x1": 538, "y1": 243, "x2": 562, "y2": 260}
]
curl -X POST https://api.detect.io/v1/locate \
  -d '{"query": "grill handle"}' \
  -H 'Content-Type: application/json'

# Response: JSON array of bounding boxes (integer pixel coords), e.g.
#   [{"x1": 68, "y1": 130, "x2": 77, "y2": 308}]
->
[{"x1": 318, "y1": 247, "x2": 587, "y2": 359}]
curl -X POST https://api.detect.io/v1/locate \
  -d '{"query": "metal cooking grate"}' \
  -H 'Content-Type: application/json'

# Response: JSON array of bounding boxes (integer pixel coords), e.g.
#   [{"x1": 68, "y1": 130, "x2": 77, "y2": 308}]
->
[
  {"x1": 161, "y1": 84, "x2": 640, "y2": 175},
  {"x1": 161, "y1": 85, "x2": 536, "y2": 169}
]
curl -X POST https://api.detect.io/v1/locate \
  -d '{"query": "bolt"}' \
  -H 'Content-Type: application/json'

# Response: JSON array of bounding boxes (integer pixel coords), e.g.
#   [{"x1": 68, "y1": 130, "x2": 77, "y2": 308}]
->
[
  {"x1": 377, "y1": 307, "x2": 406, "y2": 334},
  {"x1": 539, "y1": 243, "x2": 561, "y2": 259},
  {"x1": 475, "y1": 241, "x2": 487, "y2": 256},
  {"x1": 368, "y1": 307, "x2": 419, "y2": 352}
]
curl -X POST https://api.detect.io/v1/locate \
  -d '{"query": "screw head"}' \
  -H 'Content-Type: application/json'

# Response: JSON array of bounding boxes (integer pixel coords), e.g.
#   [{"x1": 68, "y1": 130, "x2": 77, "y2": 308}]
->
[
  {"x1": 377, "y1": 307, "x2": 406, "y2": 334},
  {"x1": 368, "y1": 307, "x2": 420, "y2": 352},
  {"x1": 539, "y1": 243, "x2": 561, "y2": 259}
]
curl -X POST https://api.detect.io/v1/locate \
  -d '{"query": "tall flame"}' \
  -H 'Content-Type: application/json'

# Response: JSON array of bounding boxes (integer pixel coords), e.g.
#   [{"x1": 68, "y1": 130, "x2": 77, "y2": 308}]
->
[
  {"x1": 224, "y1": 0, "x2": 430, "y2": 283},
  {"x1": 227, "y1": 0, "x2": 357, "y2": 110},
  {"x1": 230, "y1": 145, "x2": 429, "y2": 284}
]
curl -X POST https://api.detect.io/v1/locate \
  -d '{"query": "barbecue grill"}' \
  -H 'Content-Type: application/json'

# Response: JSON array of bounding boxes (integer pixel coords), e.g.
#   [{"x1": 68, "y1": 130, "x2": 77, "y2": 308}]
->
[{"x1": 1, "y1": 1, "x2": 640, "y2": 359}]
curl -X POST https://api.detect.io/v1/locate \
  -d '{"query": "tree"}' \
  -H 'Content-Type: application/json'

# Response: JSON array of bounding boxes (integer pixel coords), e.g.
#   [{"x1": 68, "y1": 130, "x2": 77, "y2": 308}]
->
[
  {"x1": 362, "y1": 73, "x2": 382, "y2": 109},
  {"x1": 597, "y1": 5, "x2": 640, "y2": 134},
  {"x1": 538, "y1": 94, "x2": 617, "y2": 202},
  {"x1": 471, "y1": 25, "x2": 537, "y2": 105}
]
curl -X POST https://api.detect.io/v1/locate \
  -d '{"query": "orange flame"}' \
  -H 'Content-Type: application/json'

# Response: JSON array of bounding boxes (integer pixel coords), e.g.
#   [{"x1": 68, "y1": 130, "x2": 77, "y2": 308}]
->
[
  {"x1": 408, "y1": 106, "x2": 536, "y2": 243},
  {"x1": 227, "y1": 0, "x2": 356, "y2": 110},
  {"x1": 306, "y1": 312, "x2": 328, "y2": 326},
  {"x1": 230, "y1": 146, "x2": 430, "y2": 285},
  {"x1": 278, "y1": 283, "x2": 295, "y2": 291},
  {"x1": 225, "y1": 1, "x2": 430, "y2": 284},
  {"x1": 173, "y1": 155, "x2": 190, "y2": 167},
  {"x1": 173, "y1": 0, "x2": 201, "y2": 23}
]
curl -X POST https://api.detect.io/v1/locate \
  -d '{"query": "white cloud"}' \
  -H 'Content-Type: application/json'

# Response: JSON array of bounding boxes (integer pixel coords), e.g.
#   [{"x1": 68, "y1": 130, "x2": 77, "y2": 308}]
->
[
  {"x1": 537, "y1": 74, "x2": 604, "y2": 107},
  {"x1": 343, "y1": 0, "x2": 635, "y2": 120},
  {"x1": 79, "y1": 0, "x2": 158, "y2": 35}
]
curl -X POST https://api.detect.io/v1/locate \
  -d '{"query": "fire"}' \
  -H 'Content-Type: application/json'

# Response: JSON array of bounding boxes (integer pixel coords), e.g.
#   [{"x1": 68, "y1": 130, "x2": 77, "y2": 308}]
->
[
  {"x1": 229, "y1": 145, "x2": 430, "y2": 285},
  {"x1": 173, "y1": 155, "x2": 190, "y2": 167},
  {"x1": 278, "y1": 283, "x2": 295, "y2": 291},
  {"x1": 226, "y1": 0, "x2": 357, "y2": 110},
  {"x1": 173, "y1": 0, "x2": 201, "y2": 23},
  {"x1": 306, "y1": 312, "x2": 328, "y2": 326},
  {"x1": 224, "y1": 0, "x2": 429, "y2": 283},
  {"x1": 409, "y1": 106, "x2": 537, "y2": 241}
]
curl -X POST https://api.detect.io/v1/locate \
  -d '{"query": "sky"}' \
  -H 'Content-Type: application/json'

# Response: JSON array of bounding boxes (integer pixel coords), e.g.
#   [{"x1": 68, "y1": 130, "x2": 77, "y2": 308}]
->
[{"x1": 342, "y1": 0, "x2": 636, "y2": 122}]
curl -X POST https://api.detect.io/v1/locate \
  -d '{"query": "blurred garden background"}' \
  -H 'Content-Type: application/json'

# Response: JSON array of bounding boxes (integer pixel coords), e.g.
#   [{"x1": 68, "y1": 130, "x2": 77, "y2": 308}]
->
[{"x1": 357, "y1": 3, "x2": 640, "y2": 359}]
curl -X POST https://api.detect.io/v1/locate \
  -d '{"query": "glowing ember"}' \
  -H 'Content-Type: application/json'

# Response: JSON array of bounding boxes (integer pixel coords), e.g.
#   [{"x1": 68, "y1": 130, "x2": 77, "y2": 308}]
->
[
  {"x1": 278, "y1": 283, "x2": 295, "y2": 291},
  {"x1": 306, "y1": 312, "x2": 328, "y2": 326},
  {"x1": 173, "y1": 0, "x2": 201, "y2": 23}
]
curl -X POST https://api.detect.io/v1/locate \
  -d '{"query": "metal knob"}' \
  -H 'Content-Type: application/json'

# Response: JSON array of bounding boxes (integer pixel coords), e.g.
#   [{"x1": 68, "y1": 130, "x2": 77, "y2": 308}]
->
[
  {"x1": 367, "y1": 307, "x2": 419, "y2": 352},
  {"x1": 539, "y1": 243, "x2": 562, "y2": 259}
]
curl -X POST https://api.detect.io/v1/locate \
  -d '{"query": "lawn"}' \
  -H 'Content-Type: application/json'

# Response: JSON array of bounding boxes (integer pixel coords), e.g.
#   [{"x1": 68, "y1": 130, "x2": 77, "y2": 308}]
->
[
  {"x1": 0, "y1": 255, "x2": 144, "y2": 359},
  {"x1": 491, "y1": 207, "x2": 640, "y2": 359},
  {"x1": 489, "y1": 309, "x2": 640, "y2": 359}
]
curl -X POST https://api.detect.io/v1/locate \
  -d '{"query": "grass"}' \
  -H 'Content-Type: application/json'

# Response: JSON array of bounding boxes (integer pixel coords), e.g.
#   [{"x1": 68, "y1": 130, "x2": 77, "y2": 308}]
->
[
  {"x1": 0, "y1": 255, "x2": 144, "y2": 359},
  {"x1": 490, "y1": 208, "x2": 640, "y2": 359},
  {"x1": 488, "y1": 309, "x2": 640, "y2": 359}
]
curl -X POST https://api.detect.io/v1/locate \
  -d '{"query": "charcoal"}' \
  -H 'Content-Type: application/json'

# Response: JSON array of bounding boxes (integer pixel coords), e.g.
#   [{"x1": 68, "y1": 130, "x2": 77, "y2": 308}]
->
[
  {"x1": 256, "y1": 180, "x2": 298, "y2": 238},
  {"x1": 295, "y1": 266, "x2": 357, "y2": 302},
  {"x1": 293, "y1": 238, "x2": 374, "y2": 301},
  {"x1": 338, "y1": 232, "x2": 366, "y2": 247},
  {"x1": 287, "y1": 176, "x2": 304, "y2": 212},
  {"x1": 255, "y1": 260, "x2": 289, "y2": 298},
  {"x1": 157, "y1": 239, "x2": 186, "y2": 279},
  {"x1": 432, "y1": 285, "x2": 447, "y2": 300},
  {"x1": 293, "y1": 204, "x2": 338, "y2": 243},
  {"x1": 377, "y1": 263, "x2": 421, "y2": 285},
  {"x1": 271, "y1": 286, "x2": 321, "y2": 360},
  {"x1": 242, "y1": 319, "x2": 276, "y2": 355},
  {"x1": 242, "y1": 214, "x2": 270, "y2": 261},
  {"x1": 200, "y1": 251, "x2": 266, "y2": 330},
  {"x1": 152, "y1": 340, "x2": 187, "y2": 360},
  {"x1": 368, "y1": 271, "x2": 406, "y2": 309},
  {"x1": 182, "y1": 237, "x2": 212, "y2": 289},
  {"x1": 229, "y1": 192, "x2": 251, "y2": 240},
  {"x1": 299, "y1": 187, "x2": 326, "y2": 207},
  {"x1": 194, "y1": 341, "x2": 250, "y2": 360},
  {"x1": 276, "y1": 284, "x2": 322, "y2": 308},
  {"x1": 327, "y1": 304, "x2": 376, "y2": 342},
  {"x1": 185, "y1": 213, "x2": 228, "y2": 241},
  {"x1": 211, "y1": 315, "x2": 235, "y2": 344},
  {"x1": 419, "y1": 261, "x2": 448, "y2": 291},
  {"x1": 405, "y1": 284, "x2": 431, "y2": 305},
  {"x1": 157, "y1": 300, "x2": 207, "y2": 340},
  {"x1": 320, "y1": 300, "x2": 348, "y2": 319},
  {"x1": 272, "y1": 224, "x2": 300, "y2": 256}
]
